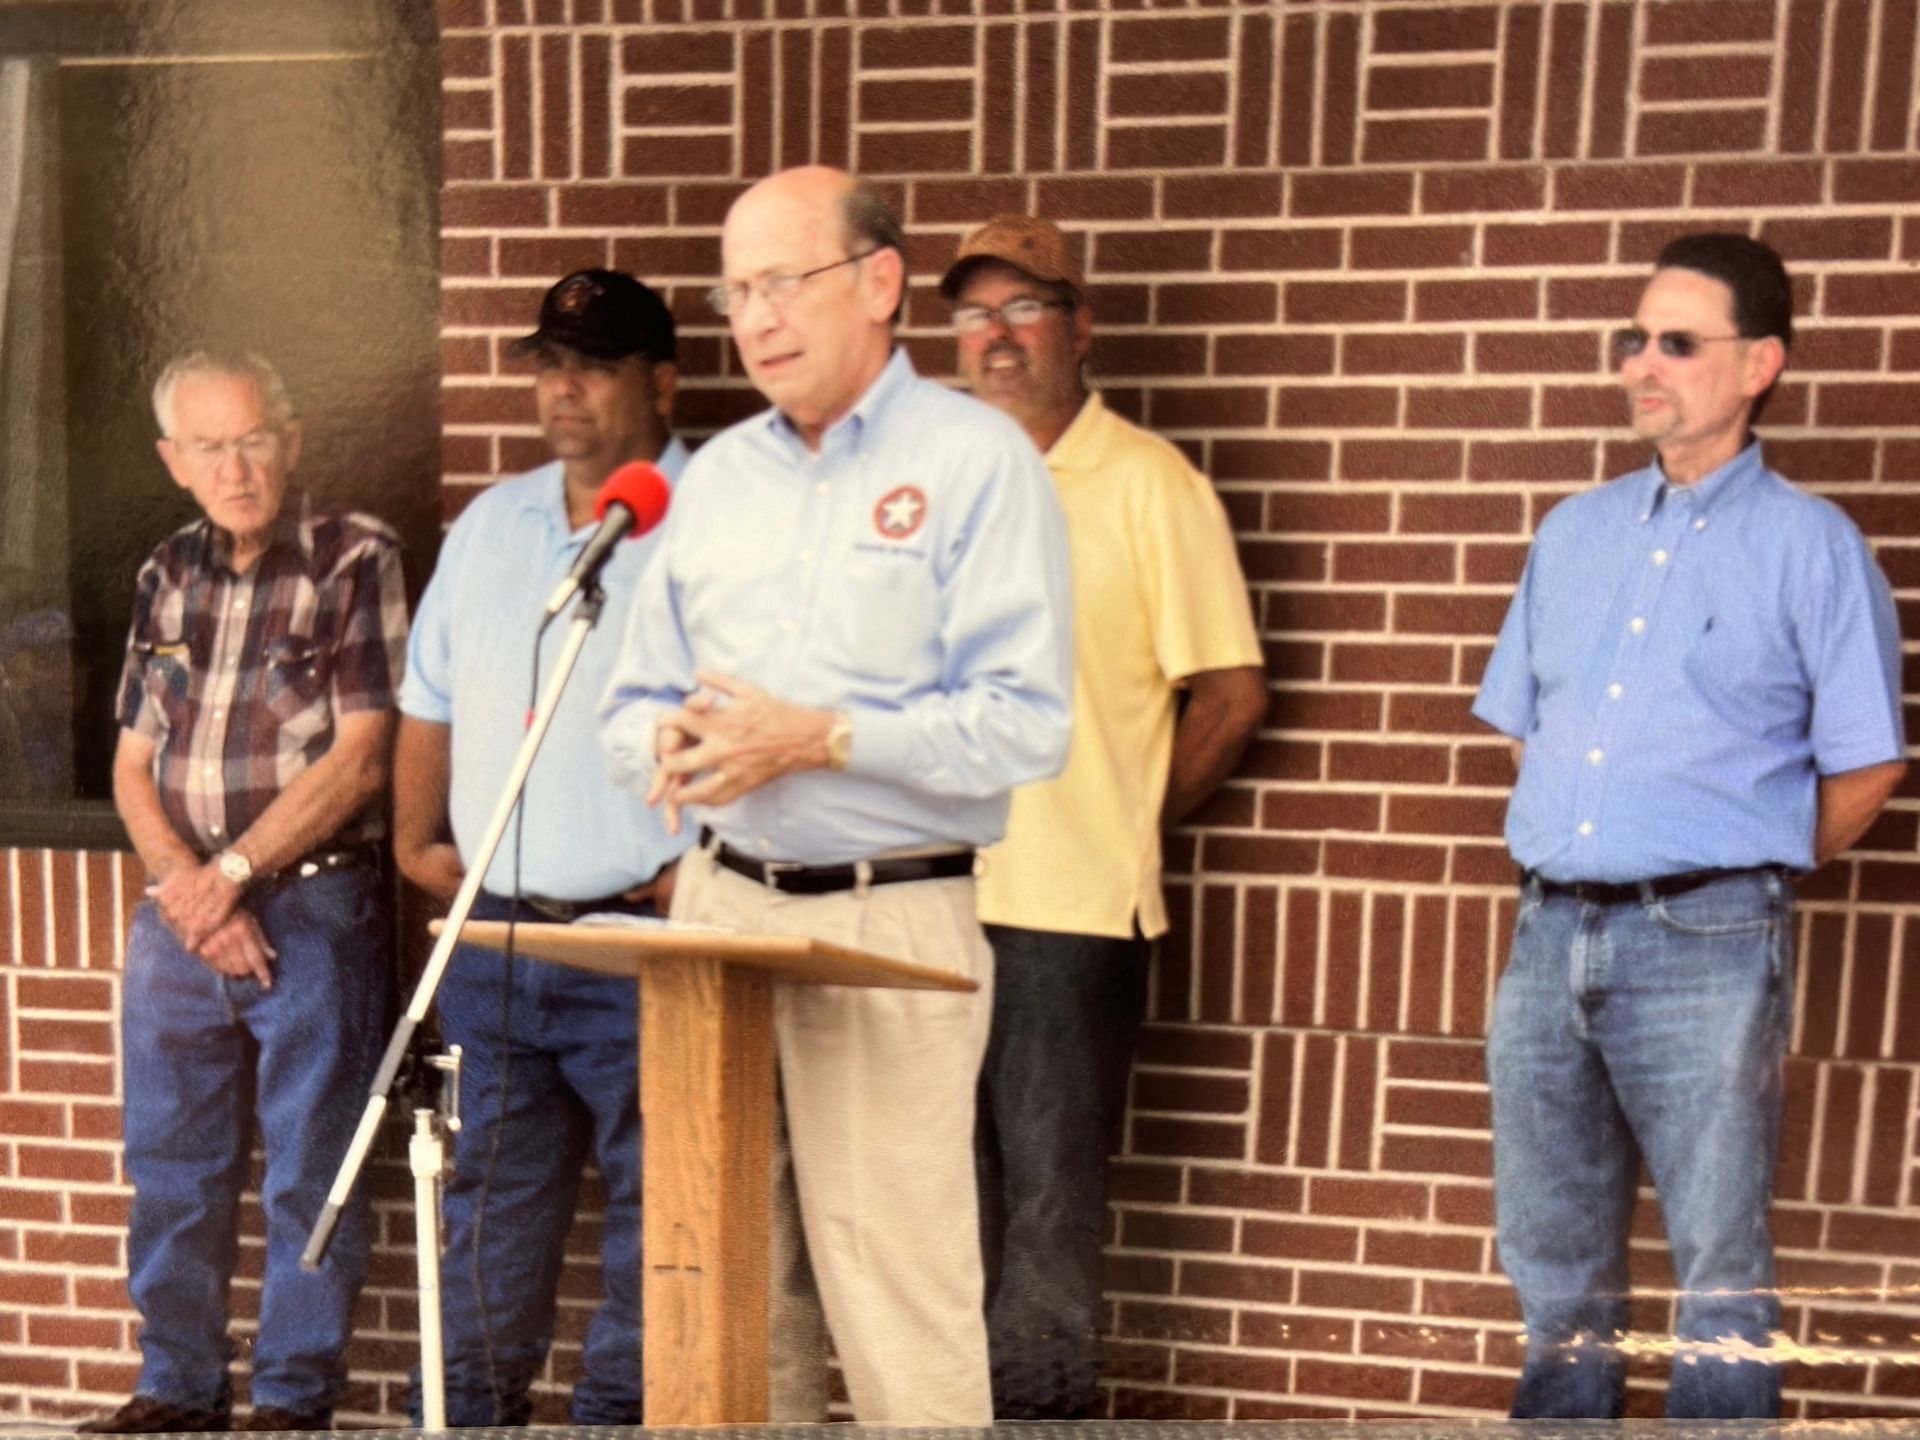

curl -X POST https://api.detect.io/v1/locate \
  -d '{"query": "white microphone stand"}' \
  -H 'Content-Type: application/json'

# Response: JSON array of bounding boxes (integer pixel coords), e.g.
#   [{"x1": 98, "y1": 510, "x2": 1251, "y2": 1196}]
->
[{"x1": 301, "y1": 584, "x2": 612, "y2": 1420}]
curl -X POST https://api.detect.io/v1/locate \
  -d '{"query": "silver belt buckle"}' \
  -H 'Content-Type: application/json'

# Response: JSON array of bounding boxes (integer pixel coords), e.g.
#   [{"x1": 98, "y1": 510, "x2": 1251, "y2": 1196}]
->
[{"x1": 761, "y1": 858, "x2": 804, "y2": 891}]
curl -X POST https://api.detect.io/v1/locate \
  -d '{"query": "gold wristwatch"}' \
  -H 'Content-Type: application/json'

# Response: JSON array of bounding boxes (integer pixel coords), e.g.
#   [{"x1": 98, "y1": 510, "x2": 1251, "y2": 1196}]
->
[{"x1": 825, "y1": 711, "x2": 853, "y2": 772}]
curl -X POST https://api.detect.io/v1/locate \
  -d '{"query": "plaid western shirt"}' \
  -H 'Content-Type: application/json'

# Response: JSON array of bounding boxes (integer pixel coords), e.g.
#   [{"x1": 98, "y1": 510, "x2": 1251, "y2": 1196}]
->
[{"x1": 115, "y1": 504, "x2": 410, "y2": 856}]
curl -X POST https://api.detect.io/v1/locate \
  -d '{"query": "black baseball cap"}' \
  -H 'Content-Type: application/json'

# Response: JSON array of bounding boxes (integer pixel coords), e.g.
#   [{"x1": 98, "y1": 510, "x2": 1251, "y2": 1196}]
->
[{"x1": 508, "y1": 268, "x2": 677, "y2": 363}]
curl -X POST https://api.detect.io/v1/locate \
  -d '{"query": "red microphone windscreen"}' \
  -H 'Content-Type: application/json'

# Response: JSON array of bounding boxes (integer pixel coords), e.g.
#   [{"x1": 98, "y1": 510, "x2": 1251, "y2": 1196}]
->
[{"x1": 593, "y1": 461, "x2": 672, "y2": 537}]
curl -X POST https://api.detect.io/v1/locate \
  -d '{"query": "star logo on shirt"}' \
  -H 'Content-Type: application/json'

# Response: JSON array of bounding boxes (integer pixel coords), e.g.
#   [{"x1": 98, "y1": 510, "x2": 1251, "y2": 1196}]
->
[{"x1": 873, "y1": 485, "x2": 928, "y2": 541}]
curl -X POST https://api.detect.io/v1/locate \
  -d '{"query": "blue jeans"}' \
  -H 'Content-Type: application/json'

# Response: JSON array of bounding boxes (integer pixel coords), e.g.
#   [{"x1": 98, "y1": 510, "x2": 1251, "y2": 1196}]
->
[
  {"x1": 976, "y1": 924, "x2": 1150, "y2": 1419},
  {"x1": 121, "y1": 865, "x2": 391, "y2": 1416},
  {"x1": 1487, "y1": 869, "x2": 1794, "y2": 1419},
  {"x1": 415, "y1": 892, "x2": 645, "y2": 1426}
]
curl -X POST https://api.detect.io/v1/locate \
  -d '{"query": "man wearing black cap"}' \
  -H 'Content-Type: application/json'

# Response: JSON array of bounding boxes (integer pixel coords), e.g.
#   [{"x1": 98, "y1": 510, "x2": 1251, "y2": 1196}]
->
[{"x1": 394, "y1": 269, "x2": 690, "y2": 1424}]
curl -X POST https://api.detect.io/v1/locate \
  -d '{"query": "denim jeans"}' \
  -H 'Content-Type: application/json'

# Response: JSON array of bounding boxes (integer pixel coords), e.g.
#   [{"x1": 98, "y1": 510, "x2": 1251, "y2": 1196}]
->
[
  {"x1": 414, "y1": 892, "x2": 646, "y2": 1426},
  {"x1": 1487, "y1": 868, "x2": 1794, "y2": 1419},
  {"x1": 121, "y1": 865, "x2": 391, "y2": 1416},
  {"x1": 976, "y1": 923, "x2": 1150, "y2": 1419}
]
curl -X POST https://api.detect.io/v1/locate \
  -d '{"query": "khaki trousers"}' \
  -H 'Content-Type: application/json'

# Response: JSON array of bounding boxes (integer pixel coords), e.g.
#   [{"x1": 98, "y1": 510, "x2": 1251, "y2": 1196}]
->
[{"x1": 670, "y1": 841, "x2": 995, "y2": 1425}]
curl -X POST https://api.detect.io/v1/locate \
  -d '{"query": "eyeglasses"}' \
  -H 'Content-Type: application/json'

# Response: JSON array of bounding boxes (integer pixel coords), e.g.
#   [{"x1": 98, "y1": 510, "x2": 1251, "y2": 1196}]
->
[
  {"x1": 1612, "y1": 327, "x2": 1746, "y2": 363},
  {"x1": 708, "y1": 250, "x2": 877, "y2": 317},
  {"x1": 171, "y1": 430, "x2": 283, "y2": 468},
  {"x1": 950, "y1": 297, "x2": 1071, "y2": 336}
]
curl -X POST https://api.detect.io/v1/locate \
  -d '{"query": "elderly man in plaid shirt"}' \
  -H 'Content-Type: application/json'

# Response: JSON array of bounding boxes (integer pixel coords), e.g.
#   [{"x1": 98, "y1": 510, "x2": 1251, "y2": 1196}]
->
[{"x1": 86, "y1": 352, "x2": 408, "y2": 1435}]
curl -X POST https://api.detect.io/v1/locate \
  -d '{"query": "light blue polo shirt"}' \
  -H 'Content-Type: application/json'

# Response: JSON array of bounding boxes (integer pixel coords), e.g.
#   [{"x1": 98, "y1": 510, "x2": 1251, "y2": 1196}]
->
[
  {"x1": 401, "y1": 441, "x2": 692, "y2": 898},
  {"x1": 1474, "y1": 441, "x2": 1905, "y2": 882},
  {"x1": 599, "y1": 350, "x2": 1074, "y2": 865}
]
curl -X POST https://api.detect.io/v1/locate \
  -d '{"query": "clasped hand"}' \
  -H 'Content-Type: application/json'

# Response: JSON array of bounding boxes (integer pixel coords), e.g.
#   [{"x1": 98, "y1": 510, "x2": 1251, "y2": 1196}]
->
[
  {"x1": 646, "y1": 670, "x2": 831, "y2": 834},
  {"x1": 152, "y1": 861, "x2": 276, "y2": 986}
]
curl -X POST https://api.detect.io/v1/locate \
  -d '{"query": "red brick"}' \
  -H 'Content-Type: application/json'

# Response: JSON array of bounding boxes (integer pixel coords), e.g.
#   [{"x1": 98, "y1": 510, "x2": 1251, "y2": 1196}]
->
[
  {"x1": 1420, "y1": 166, "x2": 1546, "y2": 213},
  {"x1": 1178, "y1": 1258, "x2": 1293, "y2": 1303},
  {"x1": 1277, "y1": 386, "x2": 1398, "y2": 428},
  {"x1": 1406, "y1": 387, "x2": 1531, "y2": 430},
  {"x1": 1363, "y1": 117, "x2": 1489, "y2": 164},
  {"x1": 1761, "y1": 215, "x2": 1896, "y2": 262},
  {"x1": 1644, "y1": 0, "x2": 1776, "y2": 43},
  {"x1": 1285, "y1": 281, "x2": 1407, "y2": 325},
  {"x1": 1243, "y1": 1218, "x2": 1360, "y2": 1262},
  {"x1": 1476, "y1": 330, "x2": 1603, "y2": 373},
  {"x1": 1158, "y1": 282, "x2": 1278, "y2": 325},
  {"x1": 1291, "y1": 171, "x2": 1415, "y2": 218},
  {"x1": 1349, "y1": 224, "x2": 1475, "y2": 270},
  {"x1": 1640, "y1": 53, "x2": 1772, "y2": 103},
  {"x1": 1238, "y1": 1311, "x2": 1356, "y2": 1353},
  {"x1": 1220, "y1": 227, "x2": 1342, "y2": 271},
  {"x1": 1637, "y1": 106, "x2": 1768, "y2": 155},
  {"x1": 1373, "y1": 6, "x2": 1501, "y2": 52},
  {"x1": 1469, "y1": 438, "x2": 1596, "y2": 482},
  {"x1": 1165, "y1": 172, "x2": 1283, "y2": 219},
  {"x1": 1341, "y1": 333, "x2": 1465, "y2": 376},
  {"x1": 1552, "y1": 163, "x2": 1687, "y2": 211},
  {"x1": 1415, "y1": 278, "x2": 1537, "y2": 322},
  {"x1": 1363, "y1": 1318, "x2": 1482, "y2": 1363},
  {"x1": 1691, "y1": 160, "x2": 1825, "y2": 208},
  {"x1": 1482, "y1": 221, "x2": 1609, "y2": 266},
  {"x1": 1366, "y1": 62, "x2": 1494, "y2": 110},
  {"x1": 1293, "y1": 1356, "x2": 1414, "y2": 1402}
]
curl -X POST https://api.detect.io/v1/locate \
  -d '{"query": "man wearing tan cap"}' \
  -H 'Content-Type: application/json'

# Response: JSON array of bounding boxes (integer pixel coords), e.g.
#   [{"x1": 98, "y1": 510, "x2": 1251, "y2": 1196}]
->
[{"x1": 942, "y1": 215, "x2": 1267, "y2": 1418}]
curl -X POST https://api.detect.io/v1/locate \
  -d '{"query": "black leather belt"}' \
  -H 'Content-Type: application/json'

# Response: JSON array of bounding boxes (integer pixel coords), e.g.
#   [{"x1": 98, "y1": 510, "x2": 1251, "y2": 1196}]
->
[
  {"x1": 257, "y1": 844, "x2": 380, "y2": 886},
  {"x1": 483, "y1": 885, "x2": 661, "y2": 923},
  {"x1": 1526, "y1": 865, "x2": 1781, "y2": 906},
  {"x1": 709, "y1": 835, "x2": 975, "y2": 896}
]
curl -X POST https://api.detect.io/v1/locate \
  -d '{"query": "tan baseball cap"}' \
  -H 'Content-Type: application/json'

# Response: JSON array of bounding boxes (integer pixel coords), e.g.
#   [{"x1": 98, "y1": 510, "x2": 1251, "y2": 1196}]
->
[{"x1": 940, "y1": 214, "x2": 1084, "y2": 299}]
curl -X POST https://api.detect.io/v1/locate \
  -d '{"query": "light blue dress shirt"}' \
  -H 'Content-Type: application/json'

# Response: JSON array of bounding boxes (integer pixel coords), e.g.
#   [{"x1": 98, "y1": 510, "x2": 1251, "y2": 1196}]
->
[
  {"x1": 599, "y1": 350, "x2": 1074, "y2": 865},
  {"x1": 1474, "y1": 442, "x2": 1905, "y2": 883},
  {"x1": 400, "y1": 440, "x2": 692, "y2": 898}
]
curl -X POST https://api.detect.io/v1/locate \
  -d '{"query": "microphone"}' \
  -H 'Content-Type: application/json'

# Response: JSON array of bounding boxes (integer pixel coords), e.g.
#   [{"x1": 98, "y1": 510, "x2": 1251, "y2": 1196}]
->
[{"x1": 542, "y1": 461, "x2": 672, "y2": 619}]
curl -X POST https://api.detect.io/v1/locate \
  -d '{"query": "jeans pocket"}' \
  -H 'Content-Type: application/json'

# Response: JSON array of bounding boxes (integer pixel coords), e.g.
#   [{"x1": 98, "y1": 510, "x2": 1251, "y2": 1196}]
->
[{"x1": 1648, "y1": 881, "x2": 1776, "y2": 936}]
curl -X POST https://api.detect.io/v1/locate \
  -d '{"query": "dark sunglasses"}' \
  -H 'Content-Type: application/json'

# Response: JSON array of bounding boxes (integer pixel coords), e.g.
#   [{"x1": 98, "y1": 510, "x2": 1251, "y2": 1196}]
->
[{"x1": 1612, "y1": 327, "x2": 1745, "y2": 362}]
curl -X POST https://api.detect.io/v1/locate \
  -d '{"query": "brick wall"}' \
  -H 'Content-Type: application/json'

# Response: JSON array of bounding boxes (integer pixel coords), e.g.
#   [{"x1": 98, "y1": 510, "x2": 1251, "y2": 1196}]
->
[{"x1": 7, "y1": 0, "x2": 1920, "y2": 1423}]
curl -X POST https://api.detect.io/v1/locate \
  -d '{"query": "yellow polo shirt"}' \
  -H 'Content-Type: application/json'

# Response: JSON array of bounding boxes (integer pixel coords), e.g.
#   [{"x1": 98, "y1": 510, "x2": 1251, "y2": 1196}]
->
[{"x1": 976, "y1": 393, "x2": 1262, "y2": 940}]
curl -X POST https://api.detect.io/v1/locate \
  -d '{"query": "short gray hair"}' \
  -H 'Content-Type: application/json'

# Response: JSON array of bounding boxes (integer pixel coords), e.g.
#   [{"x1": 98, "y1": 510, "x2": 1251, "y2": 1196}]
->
[
  {"x1": 841, "y1": 184, "x2": 906, "y2": 324},
  {"x1": 151, "y1": 351, "x2": 295, "y2": 437}
]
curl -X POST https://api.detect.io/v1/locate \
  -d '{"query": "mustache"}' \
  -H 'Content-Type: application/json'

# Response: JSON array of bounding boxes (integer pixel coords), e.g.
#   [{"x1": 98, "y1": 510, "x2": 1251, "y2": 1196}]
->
[{"x1": 983, "y1": 342, "x2": 1026, "y2": 364}]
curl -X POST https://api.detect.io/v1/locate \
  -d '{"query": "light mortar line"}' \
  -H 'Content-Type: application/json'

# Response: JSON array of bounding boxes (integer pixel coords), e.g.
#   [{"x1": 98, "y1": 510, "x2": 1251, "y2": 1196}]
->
[
  {"x1": 1764, "y1": 0, "x2": 1792, "y2": 155},
  {"x1": 1312, "y1": 875, "x2": 1331, "y2": 1028},
  {"x1": 1849, "y1": 1064, "x2": 1878, "y2": 1205},
  {"x1": 36, "y1": 851, "x2": 52, "y2": 968},
  {"x1": 1812, "y1": 0, "x2": 1838, "y2": 159},
  {"x1": 1880, "y1": 912, "x2": 1904, "y2": 1058},
  {"x1": 1573, "y1": 0, "x2": 1600, "y2": 162}
]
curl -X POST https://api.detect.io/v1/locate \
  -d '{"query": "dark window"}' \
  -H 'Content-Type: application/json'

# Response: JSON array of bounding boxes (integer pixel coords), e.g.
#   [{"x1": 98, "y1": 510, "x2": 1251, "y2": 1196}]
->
[{"x1": 0, "y1": 0, "x2": 442, "y2": 847}]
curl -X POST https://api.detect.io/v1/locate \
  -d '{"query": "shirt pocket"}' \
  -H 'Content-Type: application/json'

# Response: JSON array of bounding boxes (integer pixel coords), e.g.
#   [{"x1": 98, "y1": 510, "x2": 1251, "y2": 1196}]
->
[
  {"x1": 136, "y1": 641, "x2": 194, "y2": 737},
  {"x1": 827, "y1": 552, "x2": 939, "y2": 683},
  {"x1": 1680, "y1": 610, "x2": 1803, "y2": 734},
  {"x1": 264, "y1": 632, "x2": 334, "y2": 742}
]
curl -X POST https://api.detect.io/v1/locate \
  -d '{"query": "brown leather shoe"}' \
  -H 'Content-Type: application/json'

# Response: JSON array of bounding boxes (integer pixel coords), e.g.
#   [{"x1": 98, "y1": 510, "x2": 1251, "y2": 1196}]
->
[
  {"x1": 235, "y1": 1409, "x2": 331, "y2": 1433},
  {"x1": 77, "y1": 1395, "x2": 230, "y2": 1433}
]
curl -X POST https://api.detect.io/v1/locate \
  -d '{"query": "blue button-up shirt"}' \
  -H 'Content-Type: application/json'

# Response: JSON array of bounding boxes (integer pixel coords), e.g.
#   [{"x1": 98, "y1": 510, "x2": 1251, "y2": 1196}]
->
[
  {"x1": 1473, "y1": 442, "x2": 1905, "y2": 882},
  {"x1": 600, "y1": 350, "x2": 1074, "y2": 865},
  {"x1": 400, "y1": 441, "x2": 692, "y2": 898}
]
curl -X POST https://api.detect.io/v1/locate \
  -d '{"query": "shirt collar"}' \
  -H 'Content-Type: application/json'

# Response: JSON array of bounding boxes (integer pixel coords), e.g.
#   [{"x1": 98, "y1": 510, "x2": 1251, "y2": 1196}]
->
[
  {"x1": 762, "y1": 347, "x2": 916, "y2": 459},
  {"x1": 197, "y1": 496, "x2": 308, "y2": 578},
  {"x1": 1638, "y1": 439, "x2": 1767, "y2": 523},
  {"x1": 1046, "y1": 392, "x2": 1114, "y2": 473},
  {"x1": 518, "y1": 439, "x2": 693, "y2": 533}
]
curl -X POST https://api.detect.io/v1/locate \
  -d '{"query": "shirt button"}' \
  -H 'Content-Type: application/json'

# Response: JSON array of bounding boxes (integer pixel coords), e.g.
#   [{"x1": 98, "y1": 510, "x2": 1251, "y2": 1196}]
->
[
  {"x1": 1607, "y1": 683, "x2": 1623, "y2": 700},
  {"x1": 1693, "y1": 519, "x2": 1707, "y2": 532},
  {"x1": 1588, "y1": 748, "x2": 1604, "y2": 765},
  {"x1": 1629, "y1": 617, "x2": 1645, "y2": 634},
  {"x1": 757, "y1": 837, "x2": 772, "y2": 852},
  {"x1": 1652, "y1": 550, "x2": 1668, "y2": 566},
  {"x1": 1578, "y1": 820, "x2": 1595, "y2": 837},
  {"x1": 814, "y1": 482, "x2": 828, "y2": 496}
]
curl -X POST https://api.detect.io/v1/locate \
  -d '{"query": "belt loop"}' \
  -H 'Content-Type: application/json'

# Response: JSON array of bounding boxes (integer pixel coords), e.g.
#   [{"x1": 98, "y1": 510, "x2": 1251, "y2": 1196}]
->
[
  {"x1": 853, "y1": 858, "x2": 874, "y2": 899},
  {"x1": 700, "y1": 825, "x2": 722, "y2": 858},
  {"x1": 1764, "y1": 867, "x2": 1783, "y2": 901},
  {"x1": 1636, "y1": 879, "x2": 1656, "y2": 908}
]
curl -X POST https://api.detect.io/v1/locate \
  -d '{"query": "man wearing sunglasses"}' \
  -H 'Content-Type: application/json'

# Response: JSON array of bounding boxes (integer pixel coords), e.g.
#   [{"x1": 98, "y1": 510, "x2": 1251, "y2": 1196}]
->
[
  {"x1": 940, "y1": 215, "x2": 1266, "y2": 1419},
  {"x1": 601, "y1": 167, "x2": 1072, "y2": 1423},
  {"x1": 1473, "y1": 233, "x2": 1906, "y2": 1418}
]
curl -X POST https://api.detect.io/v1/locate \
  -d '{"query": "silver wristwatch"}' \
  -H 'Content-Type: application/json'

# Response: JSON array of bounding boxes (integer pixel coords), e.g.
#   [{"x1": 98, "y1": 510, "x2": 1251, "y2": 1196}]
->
[{"x1": 215, "y1": 848, "x2": 254, "y2": 887}]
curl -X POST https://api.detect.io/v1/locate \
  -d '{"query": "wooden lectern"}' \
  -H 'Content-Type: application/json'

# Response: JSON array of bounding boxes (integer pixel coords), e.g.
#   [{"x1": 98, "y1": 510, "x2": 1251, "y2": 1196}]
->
[{"x1": 441, "y1": 918, "x2": 976, "y2": 1426}]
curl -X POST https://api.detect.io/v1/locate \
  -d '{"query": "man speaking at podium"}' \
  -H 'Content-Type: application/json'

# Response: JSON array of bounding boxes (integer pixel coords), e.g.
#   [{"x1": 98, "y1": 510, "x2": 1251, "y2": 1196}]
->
[
  {"x1": 394, "y1": 270, "x2": 689, "y2": 1425},
  {"x1": 600, "y1": 167, "x2": 1073, "y2": 1424}
]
